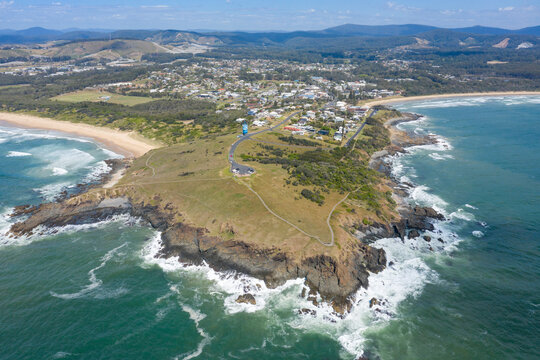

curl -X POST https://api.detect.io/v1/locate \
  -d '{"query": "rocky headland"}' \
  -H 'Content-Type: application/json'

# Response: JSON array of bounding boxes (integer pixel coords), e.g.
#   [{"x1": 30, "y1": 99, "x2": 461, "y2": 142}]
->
[{"x1": 8, "y1": 111, "x2": 444, "y2": 314}]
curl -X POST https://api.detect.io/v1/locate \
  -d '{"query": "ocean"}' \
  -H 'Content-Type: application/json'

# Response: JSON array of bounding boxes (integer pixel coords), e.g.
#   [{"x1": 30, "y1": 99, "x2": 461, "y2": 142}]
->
[{"x1": 0, "y1": 95, "x2": 539, "y2": 359}]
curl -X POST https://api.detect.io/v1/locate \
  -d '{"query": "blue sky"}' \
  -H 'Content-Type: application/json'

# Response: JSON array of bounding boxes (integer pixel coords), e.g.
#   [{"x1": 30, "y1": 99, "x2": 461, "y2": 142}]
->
[{"x1": 0, "y1": 0, "x2": 538, "y2": 30}]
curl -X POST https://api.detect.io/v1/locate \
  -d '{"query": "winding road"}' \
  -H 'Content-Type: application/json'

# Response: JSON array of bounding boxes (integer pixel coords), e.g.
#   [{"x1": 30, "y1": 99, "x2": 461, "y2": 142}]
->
[
  {"x1": 229, "y1": 111, "x2": 301, "y2": 175},
  {"x1": 227, "y1": 106, "x2": 373, "y2": 247}
]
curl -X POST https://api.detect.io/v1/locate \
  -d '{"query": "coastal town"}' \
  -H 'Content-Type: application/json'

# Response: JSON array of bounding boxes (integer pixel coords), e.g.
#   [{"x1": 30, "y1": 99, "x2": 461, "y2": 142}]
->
[{"x1": 1, "y1": 56, "x2": 403, "y2": 145}]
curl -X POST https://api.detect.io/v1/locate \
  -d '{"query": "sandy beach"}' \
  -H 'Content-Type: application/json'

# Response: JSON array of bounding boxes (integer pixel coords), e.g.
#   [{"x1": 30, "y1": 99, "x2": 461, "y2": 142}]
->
[
  {"x1": 363, "y1": 91, "x2": 540, "y2": 107},
  {"x1": 0, "y1": 112, "x2": 160, "y2": 158}
]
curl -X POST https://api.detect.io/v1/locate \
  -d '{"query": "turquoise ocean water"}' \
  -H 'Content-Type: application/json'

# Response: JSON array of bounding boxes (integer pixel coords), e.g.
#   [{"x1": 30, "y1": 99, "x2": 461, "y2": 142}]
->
[{"x1": 0, "y1": 96, "x2": 539, "y2": 359}]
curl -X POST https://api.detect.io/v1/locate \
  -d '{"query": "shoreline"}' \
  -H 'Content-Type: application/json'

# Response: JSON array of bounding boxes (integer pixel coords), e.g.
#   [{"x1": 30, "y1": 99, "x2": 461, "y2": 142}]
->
[
  {"x1": 0, "y1": 112, "x2": 161, "y2": 158},
  {"x1": 363, "y1": 91, "x2": 540, "y2": 107}
]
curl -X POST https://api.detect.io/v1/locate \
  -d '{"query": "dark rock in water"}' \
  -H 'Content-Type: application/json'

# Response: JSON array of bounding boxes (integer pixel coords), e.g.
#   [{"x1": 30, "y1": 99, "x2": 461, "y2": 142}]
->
[
  {"x1": 408, "y1": 230, "x2": 420, "y2": 239},
  {"x1": 393, "y1": 221, "x2": 407, "y2": 240},
  {"x1": 414, "y1": 206, "x2": 445, "y2": 221},
  {"x1": 429, "y1": 246, "x2": 433, "y2": 252},
  {"x1": 236, "y1": 293, "x2": 256, "y2": 305},
  {"x1": 405, "y1": 206, "x2": 444, "y2": 232},
  {"x1": 438, "y1": 238, "x2": 444, "y2": 243},
  {"x1": 369, "y1": 297, "x2": 379, "y2": 308},
  {"x1": 423, "y1": 235, "x2": 431, "y2": 242},
  {"x1": 307, "y1": 295, "x2": 319, "y2": 307},
  {"x1": 298, "y1": 308, "x2": 317, "y2": 316},
  {"x1": 388, "y1": 261, "x2": 394, "y2": 267},
  {"x1": 332, "y1": 300, "x2": 352, "y2": 316}
]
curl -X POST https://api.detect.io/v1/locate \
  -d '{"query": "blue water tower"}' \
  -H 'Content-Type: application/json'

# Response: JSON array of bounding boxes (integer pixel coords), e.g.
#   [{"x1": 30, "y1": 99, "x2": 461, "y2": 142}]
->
[{"x1": 242, "y1": 122, "x2": 248, "y2": 136}]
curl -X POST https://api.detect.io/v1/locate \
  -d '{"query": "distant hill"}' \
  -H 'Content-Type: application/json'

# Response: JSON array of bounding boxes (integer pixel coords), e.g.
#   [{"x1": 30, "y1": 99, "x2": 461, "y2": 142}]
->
[
  {"x1": 0, "y1": 24, "x2": 537, "y2": 53},
  {"x1": 515, "y1": 26, "x2": 540, "y2": 36},
  {"x1": 42, "y1": 39, "x2": 170, "y2": 60},
  {"x1": 321, "y1": 24, "x2": 438, "y2": 36}
]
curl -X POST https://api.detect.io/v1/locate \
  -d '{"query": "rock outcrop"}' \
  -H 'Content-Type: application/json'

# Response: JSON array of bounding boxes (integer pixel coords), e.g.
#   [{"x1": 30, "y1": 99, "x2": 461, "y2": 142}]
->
[
  {"x1": 236, "y1": 294, "x2": 256, "y2": 305},
  {"x1": 9, "y1": 193, "x2": 387, "y2": 312}
]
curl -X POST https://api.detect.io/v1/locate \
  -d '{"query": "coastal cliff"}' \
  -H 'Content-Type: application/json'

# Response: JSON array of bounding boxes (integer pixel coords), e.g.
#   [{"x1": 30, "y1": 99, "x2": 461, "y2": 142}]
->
[{"x1": 8, "y1": 112, "x2": 443, "y2": 313}]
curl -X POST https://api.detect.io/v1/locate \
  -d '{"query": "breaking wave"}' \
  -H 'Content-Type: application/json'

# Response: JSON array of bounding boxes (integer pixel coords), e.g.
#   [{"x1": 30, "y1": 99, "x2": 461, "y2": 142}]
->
[
  {"x1": 6, "y1": 151, "x2": 32, "y2": 157},
  {"x1": 404, "y1": 95, "x2": 540, "y2": 109}
]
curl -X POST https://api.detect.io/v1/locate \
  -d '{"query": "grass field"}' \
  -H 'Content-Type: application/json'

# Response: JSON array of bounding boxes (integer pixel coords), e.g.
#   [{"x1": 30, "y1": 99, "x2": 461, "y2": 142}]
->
[
  {"x1": 118, "y1": 134, "x2": 325, "y2": 254},
  {"x1": 52, "y1": 90, "x2": 155, "y2": 106},
  {"x1": 109, "y1": 127, "x2": 396, "y2": 258}
]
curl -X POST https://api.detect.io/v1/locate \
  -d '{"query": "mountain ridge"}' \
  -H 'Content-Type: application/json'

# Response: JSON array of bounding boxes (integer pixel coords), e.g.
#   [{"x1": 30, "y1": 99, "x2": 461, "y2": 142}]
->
[{"x1": 0, "y1": 24, "x2": 538, "y2": 45}]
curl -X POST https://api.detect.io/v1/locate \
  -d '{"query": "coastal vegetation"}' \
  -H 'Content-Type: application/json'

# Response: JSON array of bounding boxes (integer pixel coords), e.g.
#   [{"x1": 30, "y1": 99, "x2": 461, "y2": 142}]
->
[{"x1": 0, "y1": 68, "x2": 244, "y2": 144}]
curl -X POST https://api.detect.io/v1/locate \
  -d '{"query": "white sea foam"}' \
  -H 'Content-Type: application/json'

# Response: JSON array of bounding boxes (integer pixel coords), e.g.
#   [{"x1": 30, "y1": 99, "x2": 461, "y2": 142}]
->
[
  {"x1": 175, "y1": 305, "x2": 212, "y2": 360},
  {"x1": 34, "y1": 158, "x2": 113, "y2": 200},
  {"x1": 101, "y1": 148, "x2": 123, "y2": 159},
  {"x1": 410, "y1": 185, "x2": 449, "y2": 214},
  {"x1": 6, "y1": 151, "x2": 32, "y2": 157},
  {"x1": 82, "y1": 160, "x2": 111, "y2": 183},
  {"x1": 0, "y1": 126, "x2": 94, "y2": 144},
  {"x1": 465, "y1": 204, "x2": 478, "y2": 210},
  {"x1": 428, "y1": 152, "x2": 454, "y2": 161},
  {"x1": 449, "y1": 208, "x2": 475, "y2": 222},
  {"x1": 0, "y1": 214, "x2": 136, "y2": 248},
  {"x1": 52, "y1": 167, "x2": 68, "y2": 176},
  {"x1": 43, "y1": 148, "x2": 95, "y2": 171},
  {"x1": 413, "y1": 135, "x2": 453, "y2": 152},
  {"x1": 140, "y1": 233, "x2": 304, "y2": 314},
  {"x1": 395, "y1": 116, "x2": 428, "y2": 131},
  {"x1": 0, "y1": 208, "x2": 15, "y2": 246},
  {"x1": 406, "y1": 97, "x2": 492, "y2": 109},
  {"x1": 33, "y1": 182, "x2": 73, "y2": 201},
  {"x1": 50, "y1": 242, "x2": 128, "y2": 300},
  {"x1": 52, "y1": 352, "x2": 73, "y2": 359},
  {"x1": 472, "y1": 231, "x2": 485, "y2": 238},
  {"x1": 287, "y1": 226, "x2": 462, "y2": 357},
  {"x1": 399, "y1": 96, "x2": 540, "y2": 110}
]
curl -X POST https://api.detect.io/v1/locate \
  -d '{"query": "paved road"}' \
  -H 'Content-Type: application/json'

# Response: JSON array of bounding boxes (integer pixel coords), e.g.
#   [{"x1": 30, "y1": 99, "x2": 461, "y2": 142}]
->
[
  {"x1": 344, "y1": 108, "x2": 378, "y2": 148},
  {"x1": 344, "y1": 120, "x2": 367, "y2": 148},
  {"x1": 229, "y1": 111, "x2": 301, "y2": 175}
]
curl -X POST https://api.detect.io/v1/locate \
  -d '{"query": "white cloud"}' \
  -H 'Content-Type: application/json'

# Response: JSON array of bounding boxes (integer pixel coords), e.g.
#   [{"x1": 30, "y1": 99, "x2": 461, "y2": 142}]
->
[
  {"x1": 498, "y1": 6, "x2": 514, "y2": 12},
  {"x1": 51, "y1": 2, "x2": 61, "y2": 5},
  {"x1": 140, "y1": 5, "x2": 169, "y2": 9},
  {"x1": 386, "y1": 1, "x2": 419, "y2": 12},
  {"x1": 0, "y1": 1, "x2": 14, "y2": 8},
  {"x1": 440, "y1": 9, "x2": 463, "y2": 16}
]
